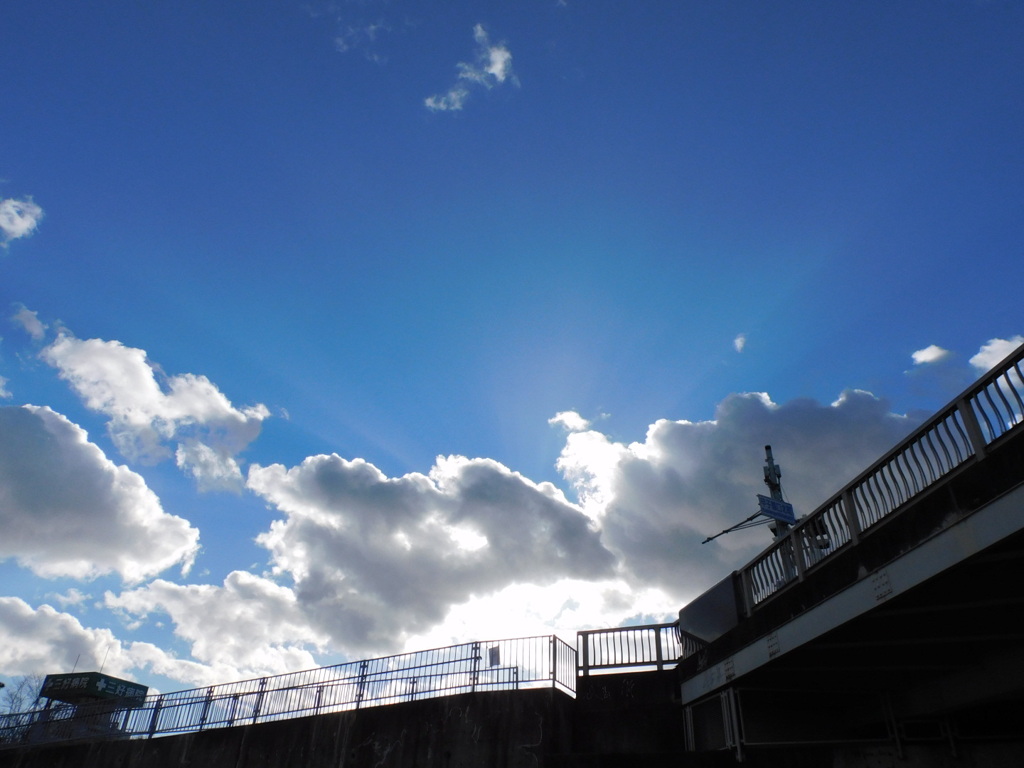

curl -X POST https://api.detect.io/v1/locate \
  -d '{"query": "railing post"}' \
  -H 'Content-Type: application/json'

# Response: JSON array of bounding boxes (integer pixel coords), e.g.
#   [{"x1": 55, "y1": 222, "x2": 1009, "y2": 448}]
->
[
  {"x1": 842, "y1": 489, "x2": 861, "y2": 546},
  {"x1": 957, "y1": 397, "x2": 989, "y2": 460},
  {"x1": 227, "y1": 693, "x2": 238, "y2": 726},
  {"x1": 355, "y1": 661, "x2": 368, "y2": 710},
  {"x1": 470, "y1": 641, "x2": 481, "y2": 693},
  {"x1": 251, "y1": 678, "x2": 266, "y2": 724},
  {"x1": 739, "y1": 568, "x2": 754, "y2": 618},
  {"x1": 549, "y1": 636, "x2": 556, "y2": 689},
  {"x1": 198, "y1": 687, "x2": 213, "y2": 729},
  {"x1": 787, "y1": 529, "x2": 805, "y2": 583},
  {"x1": 147, "y1": 696, "x2": 163, "y2": 739},
  {"x1": 655, "y1": 627, "x2": 665, "y2": 671},
  {"x1": 579, "y1": 632, "x2": 590, "y2": 676}
]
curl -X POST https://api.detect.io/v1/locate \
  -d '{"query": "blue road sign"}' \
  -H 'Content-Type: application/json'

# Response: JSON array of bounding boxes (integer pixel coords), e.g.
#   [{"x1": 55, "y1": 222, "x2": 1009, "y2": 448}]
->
[{"x1": 757, "y1": 494, "x2": 796, "y2": 525}]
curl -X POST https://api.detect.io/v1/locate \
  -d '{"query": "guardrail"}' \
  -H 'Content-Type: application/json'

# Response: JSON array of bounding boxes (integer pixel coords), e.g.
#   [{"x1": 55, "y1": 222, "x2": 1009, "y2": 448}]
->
[
  {"x1": 578, "y1": 622, "x2": 703, "y2": 675},
  {"x1": 0, "y1": 635, "x2": 576, "y2": 748},
  {"x1": 741, "y1": 341, "x2": 1024, "y2": 611}
]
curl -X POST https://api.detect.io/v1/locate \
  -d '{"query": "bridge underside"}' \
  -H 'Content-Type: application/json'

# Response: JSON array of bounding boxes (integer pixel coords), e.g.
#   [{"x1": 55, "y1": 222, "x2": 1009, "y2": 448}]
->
[{"x1": 681, "y1": 477, "x2": 1024, "y2": 761}]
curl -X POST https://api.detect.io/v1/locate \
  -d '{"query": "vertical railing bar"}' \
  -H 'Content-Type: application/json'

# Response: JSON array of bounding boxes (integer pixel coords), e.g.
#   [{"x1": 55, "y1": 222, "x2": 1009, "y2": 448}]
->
[
  {"x1": 881, "y1": 462, "x2": 900, "y2": 510},
  {"x1": 1009, "y1": 364, "x2": 1024, "y2": 422},
  {"x1": 906, "y1": 440, "x2": 928, "y2": 492},
  {"x1": 863, "y1": 474, "x2": 884, "y2": 522},
  {"x1": 991, "y1": 376, "x2": 1015, "y2": 434},
  {"x1": 920, "y1": 430, "x2": 942, "y2": 482},
  {"x1": 891, "y1": 452, "x2": 912, "y2": 503},
  {"x1": 974, "y1": 390, "x2": 998, "y2": 442},
  {"x1": 981, "y1": 387, "x2": 1001, "y2": 437},
  {"x1": 949, "y1": 407, "x2": 972, "y2": 461},
  {"x1": 934, "y1": 419, "x2": 957, "y2": 472}
]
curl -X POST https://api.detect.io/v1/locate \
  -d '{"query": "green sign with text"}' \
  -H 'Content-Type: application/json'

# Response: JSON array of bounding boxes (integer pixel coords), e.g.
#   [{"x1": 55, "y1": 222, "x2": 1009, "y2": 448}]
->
[{"x1": 40, "y1": 672, "x2": 148, "y2": 705}]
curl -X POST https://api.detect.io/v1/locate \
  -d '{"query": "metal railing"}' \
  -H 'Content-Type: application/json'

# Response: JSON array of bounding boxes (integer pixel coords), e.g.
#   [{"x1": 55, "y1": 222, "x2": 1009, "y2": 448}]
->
[
  {"x1": 578, "y1": 622, "x2": 702, "y2": 675},
  {"x1": 0, "y1": 635, "x2": 576, "y2": 748},
  {"x1": 741, "y1": 342, "x2": 1024, "y2": 610}
]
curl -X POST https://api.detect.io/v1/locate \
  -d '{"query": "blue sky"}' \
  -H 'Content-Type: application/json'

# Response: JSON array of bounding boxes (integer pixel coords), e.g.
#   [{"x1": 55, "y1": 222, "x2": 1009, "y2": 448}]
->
[{"x1": 1, "y1": 0, "x2": 1022, "y2": 695}]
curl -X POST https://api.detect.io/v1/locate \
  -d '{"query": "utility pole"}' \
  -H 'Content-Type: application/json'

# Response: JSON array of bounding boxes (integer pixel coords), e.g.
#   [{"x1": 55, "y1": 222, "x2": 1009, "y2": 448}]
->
[
  {"x1": 702, "y1": 444, "x2": 796, "y2": 545},
  {"x1": 763, "y1": 445, "x2": 790, "y2": 542}
]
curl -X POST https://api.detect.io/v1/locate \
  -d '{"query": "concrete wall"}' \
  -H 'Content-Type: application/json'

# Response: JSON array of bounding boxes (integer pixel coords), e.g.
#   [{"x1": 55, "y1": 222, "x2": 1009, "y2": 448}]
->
[
  {"x1": 0, "y1": 671, "x2": 692, "y2": 768},
  {"x1": 0, "y1": 688, "x2": 574, "y2": 768}
]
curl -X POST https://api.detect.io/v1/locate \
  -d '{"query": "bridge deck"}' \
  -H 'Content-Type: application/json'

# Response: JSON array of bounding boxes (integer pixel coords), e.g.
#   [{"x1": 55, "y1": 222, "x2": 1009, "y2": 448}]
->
[{"x1": 677, "y1": 372, "x2": 1024, "y2": 756}]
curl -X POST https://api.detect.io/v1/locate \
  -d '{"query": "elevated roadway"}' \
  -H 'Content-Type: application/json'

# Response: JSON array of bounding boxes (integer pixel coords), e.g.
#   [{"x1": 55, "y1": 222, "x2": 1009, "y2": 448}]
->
[{"x1": 677, "y1": 343, "x2": 1024, "y2": 763}]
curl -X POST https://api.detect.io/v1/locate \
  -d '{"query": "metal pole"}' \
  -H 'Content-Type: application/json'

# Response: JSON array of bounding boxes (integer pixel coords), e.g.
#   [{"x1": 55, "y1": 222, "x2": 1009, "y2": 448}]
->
[{"x1": 764, "y1": 445, "x2": 796, "y2": 582}]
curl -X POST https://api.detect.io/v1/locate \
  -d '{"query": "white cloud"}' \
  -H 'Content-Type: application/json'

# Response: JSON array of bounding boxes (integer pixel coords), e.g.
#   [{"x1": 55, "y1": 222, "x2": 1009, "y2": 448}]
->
[
  {"x1": 402, "y1": 578, "x2": 676, "y2": 652},
  {"x1": 41, "y1": 333, "x2": 269, "y2": 490},
  {"x1": 0, "y1": 197, "x2": 43, "y2": 245},
  {"x1": 2, "y1": 381, "x2": 935, "y2": 684},
  {"x1": 175, "y1": 441, "x2": 244, "y2": 493},
  {"x1": 734, "y1": 333, "x2": 747, "y2": 353},
  {"x1": 50, "y1": 588, "x2": 92, "y2": 609},
  {"x1": 556, "y1": 389, "x2": 919, "y2": 597},
  {"x1": 247, "y1": 453, "x2": 615, "y2": 656},
  {"x1": 0, "y1": 375, "x2": 9, "y2": 399},
  {"x1": 106, "y1": 571, "x2": 326, "y2": 679},
  {"x1": 548, "y1": 410, "x2": 591, "y2": 432},
  {"x1": 911, "y1": 344, "x2": 951, "y2": 365},
  {"x1": 11, "y1": 305, "x2": 47, "y2": 341},
  {"x1": 969, "y1": 336, "x2": 1024, "y2": 372},
  {"x1": 0, "y1": 598, "x2": 131, "y2": 678},
  {"x1": 425, "y1": 85, "x2": 472, "y2": 113},
  {"x1": 425, "y1": 24, "x2": 517, "y2": 112},
  {"x1": 0, "y1": 597, "x2": 232, "y2": 689},
  {"x1": 0, "y1": 405, "x2": 199, "y2": 582}
]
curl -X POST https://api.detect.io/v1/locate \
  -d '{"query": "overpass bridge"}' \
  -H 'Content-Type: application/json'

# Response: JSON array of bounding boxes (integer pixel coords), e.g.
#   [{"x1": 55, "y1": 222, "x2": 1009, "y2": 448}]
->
[{"x1": 677, "y1": 341, "x2": 1024, "y2": 763}]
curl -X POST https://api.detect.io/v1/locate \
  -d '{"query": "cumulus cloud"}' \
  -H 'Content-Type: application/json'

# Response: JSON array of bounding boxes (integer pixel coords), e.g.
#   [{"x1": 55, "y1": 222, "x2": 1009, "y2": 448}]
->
[
  {"x1": 549, "y1": 410, "x2": 591, "y2": 432},
  {"x1": 403, "y1": 578, "x2": 676, "y2": 653},
  {"x1": 911, "y1": 344, "x2": 951, "y2": 365},
  {"x1": 247, "y1": 453, "x2": 615, "y2": 655},
  {"x1": 734, "y1": 333, "x2": 747, "y2": 353},
  {"x1": 425, "y1": 24, "x2": 516, "y2": 112},
  {"x1": 41, "y1": 333, "x2": 269, "y2": 491},
  {"x1": 11, "y1": 305, "x2": 46, "y2": 341},
  {"x1": 0, "y1": 375, "x2": 9, "y2": 399},
  {"x1": 106, "y1": 572, "x2": 326, "y2": 679},
  {"x1": 0, "y1": 597, "x2": 231, "y2": 689},
  {"x1": 969, "y1": 336, "x2": 1024, "y2": 372},
  {"x1": 0, "y1": 405, "x2": 199, "y2": 581},
  {"x1": 0, "y1": 197, "x2": 44, "y2": 245},
  {"x1": 0, "y1": 598, "x2": 130, "y2": 677},
  {"x1": 556, "y1": 390, "x2": 919, "y2": 597}
]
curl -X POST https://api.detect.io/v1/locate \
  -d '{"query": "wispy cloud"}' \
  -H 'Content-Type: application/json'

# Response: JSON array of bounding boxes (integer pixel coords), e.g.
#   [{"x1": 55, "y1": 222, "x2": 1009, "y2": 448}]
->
[
  {"x1": 0, "y1": 197, "x2": 44, "y2": 246},
  {"x1": 425, "y1": 24, "x2": 517, "y2": 112},
  {"x1": 334, "y1": 19, "x2": 391, "y2": 63},
  {"x1": 733, "y1": 333, "x2": 747, "y2": 353},
  {"x1": 11, "y1": 304, "x2": 47, "y2": 341}
]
